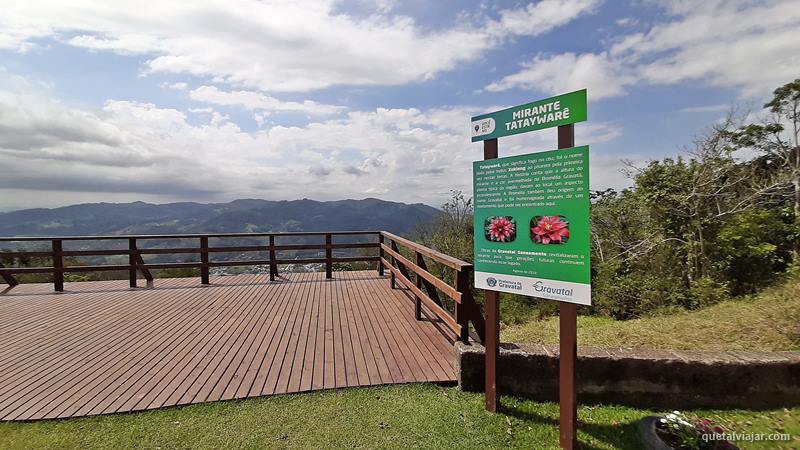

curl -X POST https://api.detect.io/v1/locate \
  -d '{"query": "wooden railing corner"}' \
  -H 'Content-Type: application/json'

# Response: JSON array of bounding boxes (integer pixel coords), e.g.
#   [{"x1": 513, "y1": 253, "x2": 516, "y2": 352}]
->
[{"x1": 378, "y1": 230, "x2": 485, "y2": 344}]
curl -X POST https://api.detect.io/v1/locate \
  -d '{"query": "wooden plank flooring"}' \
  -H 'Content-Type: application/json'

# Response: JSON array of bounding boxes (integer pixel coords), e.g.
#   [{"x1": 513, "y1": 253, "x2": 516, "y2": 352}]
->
[{"x1": 0, "y1": 271, "x2": 455, "y2": 421}]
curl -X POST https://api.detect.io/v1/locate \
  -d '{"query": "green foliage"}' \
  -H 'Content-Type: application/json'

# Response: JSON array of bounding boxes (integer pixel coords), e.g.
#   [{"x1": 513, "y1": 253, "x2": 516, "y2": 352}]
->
[
  {"x1": 331, "y1": 262, "x2": 353, "y2": 271},
  {"x1": 710, "y1": 208, "x2": 794, "y2": 294},
  {"x1": 687, "y1": 277, "x2": 729, "y2": 310},
  {"x1": 413, "y1": 190, "x2": 474, "y2": 266},
  {"x1": 62, "y1": 272, "x2": 125, "y2": 282},
  {"x1": 503, "y1": 275, "x2": 800, "y2": 352},
  {"x1": 154, "y1": 268, "x2": 200, "y2": 278},
  {"x1": 591, "y1": 267, "x2": 687, "y2": 320},
  {"x1": 764, "y1": 78, "x2": 800, "y2": 119}
]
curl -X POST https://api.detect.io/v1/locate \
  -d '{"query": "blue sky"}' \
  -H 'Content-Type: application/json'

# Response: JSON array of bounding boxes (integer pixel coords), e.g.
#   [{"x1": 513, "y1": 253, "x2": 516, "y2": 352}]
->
[{"x1": 0, "y1": 0, "x2": 798, "y2": 210}]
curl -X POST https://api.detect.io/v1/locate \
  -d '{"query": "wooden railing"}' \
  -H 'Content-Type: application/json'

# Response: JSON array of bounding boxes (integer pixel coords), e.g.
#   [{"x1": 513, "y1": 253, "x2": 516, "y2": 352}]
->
[
  {"x1": 379, "y1": 231, "x2": 486, "y2": 343},
  {"x1": 0, "y1": 231, "x2": 380, "y2": 290},
  {"x1": 0, "y1": 230, "x2": 485, "y2": 344}
]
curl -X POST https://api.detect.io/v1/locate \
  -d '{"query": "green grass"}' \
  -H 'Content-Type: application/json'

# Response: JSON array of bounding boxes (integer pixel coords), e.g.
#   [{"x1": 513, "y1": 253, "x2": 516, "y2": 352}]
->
[
  {"x1": 0, "y1": 384, "x2": 797, "y2": 450},
  {"x1": 502, "y1": 277, "x2": 800, "y2": 351}
]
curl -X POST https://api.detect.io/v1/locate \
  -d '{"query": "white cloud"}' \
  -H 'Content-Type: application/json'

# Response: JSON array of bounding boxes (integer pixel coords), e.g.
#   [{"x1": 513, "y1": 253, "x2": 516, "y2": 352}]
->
[
  {"x1": 189, "y1": 86, "x2": 345, "y2": 116},
  {"x1": 165, "y1": 82, "x2": 188, "y2": 90},
  {"x1": 680, "y1": 104, "x2": 729, "y2": 114},
  {"x1": 615, "y1": 17, "x2": 637, "y2": 27},
  {"x1": 487, "y1": 0, "x2": 602, "y2": 37},
  {"x1": 359, "y1": 0, "x2": 398, "y2": 14},
  {"x1": 485, "y1": 52, "x2": 634, "y2": 100},
  {"x1": 0, "y1": 0, "x2": 600, "y2": 93},
  {"x1": 0, "y1": 80, "x2": 629, "y2": 209},
  {"x1": 486, "y1": 0, "x2": 800, "y2": 100}
]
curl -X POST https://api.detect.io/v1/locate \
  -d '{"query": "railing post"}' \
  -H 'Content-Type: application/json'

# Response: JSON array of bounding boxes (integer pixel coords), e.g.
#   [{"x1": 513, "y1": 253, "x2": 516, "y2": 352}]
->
[
  {"x1": 389, "y1": 240, "x2": 398, "y2": 289},
  {"x1": 389, "y1": 243, "x2": 396, "y2": 289},
  {"x1": 269, "y1": 235, "x2": 277, "y2": 281},
  {"x1": 414, "y1": 251, "x2": 423, "y2": 320},
  {"x1": 52, "y1": 239, "x2": 63, "y2": 292},
  {"x1": 0, "y1": 262, "x2": 19, "y2": 288},
  {"x1": 454, "y1": 269, "x2": 470, "y2": 343},
  {"x1": 200, "y1": 236, "x2": 209, "y2": 284},
  {"x1": 378, "y1": 233, "x2": 385, "y2": 276},
  {"x1": 325, "y1": 233, "x2": 332, "y2": 279},
  {"x1": 459, "y1": 266, "x2": 485, "y2": 343},
  {"x1": 128, "y1": 238, "x2": 137, "y2": 288}
]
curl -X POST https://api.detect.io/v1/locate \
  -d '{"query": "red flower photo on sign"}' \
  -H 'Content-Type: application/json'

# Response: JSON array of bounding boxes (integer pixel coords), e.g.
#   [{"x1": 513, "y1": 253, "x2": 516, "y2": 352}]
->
[
  {"x1": 484, "y1": 216, "x2": 516, "y2": 242},
  {"x1": 530, "y1": 215, "x2": 569, "y2": 244}
]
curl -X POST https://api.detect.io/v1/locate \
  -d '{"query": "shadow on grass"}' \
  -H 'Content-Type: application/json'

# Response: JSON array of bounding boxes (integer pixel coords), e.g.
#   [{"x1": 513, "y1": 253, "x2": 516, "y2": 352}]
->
[{"x1": 502, "y1": 405, "x2": 643, "y2": 450}]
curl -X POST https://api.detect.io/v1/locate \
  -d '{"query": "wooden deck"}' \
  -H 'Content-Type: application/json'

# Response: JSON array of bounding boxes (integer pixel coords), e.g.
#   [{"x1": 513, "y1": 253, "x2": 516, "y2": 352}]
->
[{"x1": 0, "y1": 271, "x2": 455, "y2": 421}]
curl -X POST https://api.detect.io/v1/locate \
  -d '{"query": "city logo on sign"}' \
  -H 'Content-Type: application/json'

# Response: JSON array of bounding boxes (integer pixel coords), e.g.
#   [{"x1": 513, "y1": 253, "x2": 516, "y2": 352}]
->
[
  {"x1": 486, "y1": 277, "x2": 497, "y2": 287},
  {"x1": 471, "y1": 118, "x2": 495, "y2": 138},
  {"x1": 532, "y1": 280, "x2": 574, "y2": 297}
]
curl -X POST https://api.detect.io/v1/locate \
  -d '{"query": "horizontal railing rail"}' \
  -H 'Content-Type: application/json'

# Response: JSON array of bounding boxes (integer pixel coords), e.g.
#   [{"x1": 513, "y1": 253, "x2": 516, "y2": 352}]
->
[
  {"x1": 0, "y1": 230, "x2": 483, "y2": 344},
  {"x1": 0, "y1": 231, "x2": 378, "y2": 241},
  {"x1": 379, "y1": 231, "x2": 485, "y2": 343},
  {"x1": 0, "y1": 231, "x2": 380, "y2": 290}
]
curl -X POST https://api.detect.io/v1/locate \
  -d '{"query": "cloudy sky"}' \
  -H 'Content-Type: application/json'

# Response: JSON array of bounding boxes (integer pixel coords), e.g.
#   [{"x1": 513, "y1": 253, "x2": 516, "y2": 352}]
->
[{"x1": 1, "y1": 0, "x2": 798, "y2": 211}]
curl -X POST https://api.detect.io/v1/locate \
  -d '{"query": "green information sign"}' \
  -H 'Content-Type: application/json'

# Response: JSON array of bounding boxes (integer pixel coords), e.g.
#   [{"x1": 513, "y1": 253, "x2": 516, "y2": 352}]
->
[
  {"x1": 471, "y1": 89, "x2": 587, "y2": 142},
  {"x1": 473, "y1": 146, "x2": 591, "y2": 305}
]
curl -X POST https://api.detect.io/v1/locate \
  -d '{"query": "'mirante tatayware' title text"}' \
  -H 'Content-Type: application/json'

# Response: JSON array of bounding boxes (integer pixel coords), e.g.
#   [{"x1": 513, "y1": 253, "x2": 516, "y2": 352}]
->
[{"x1": 505, "y1": 101, "x2": 570, "y2": 132}]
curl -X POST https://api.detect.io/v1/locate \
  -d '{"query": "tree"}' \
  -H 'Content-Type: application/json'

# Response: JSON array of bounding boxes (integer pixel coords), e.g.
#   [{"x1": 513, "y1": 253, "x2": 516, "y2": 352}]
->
[
  {"x1": 413, "y1": 190, "x2": 473, "y2": 265},
  {"x1": 624, "y1": 114, "x2": 753, "y2": 286},
  {"x1": 765, "y1": 79, "x2": 800, "y2": 216},
  {"x1": 727, "y1": 79, "x2": 800, "y2": 216}
]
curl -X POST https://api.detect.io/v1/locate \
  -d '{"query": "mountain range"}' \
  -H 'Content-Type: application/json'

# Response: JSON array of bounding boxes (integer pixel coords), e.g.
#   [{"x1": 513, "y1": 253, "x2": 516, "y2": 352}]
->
[{"x1": 0, "y1": 198, "x2": 440, "y2": 237}]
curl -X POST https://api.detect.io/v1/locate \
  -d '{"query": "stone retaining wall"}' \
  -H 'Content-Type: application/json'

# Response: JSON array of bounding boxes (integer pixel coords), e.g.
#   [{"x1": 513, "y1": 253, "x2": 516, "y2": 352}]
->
[{"x1": 455, "y1": 342, "x2": 800, "y2": 409}]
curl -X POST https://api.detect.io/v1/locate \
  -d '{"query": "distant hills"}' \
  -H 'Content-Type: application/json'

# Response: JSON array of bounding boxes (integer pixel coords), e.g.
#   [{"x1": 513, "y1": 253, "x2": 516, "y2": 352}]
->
[{"x1": 0, "y1": 198, "x2": 440, "y2": 237}]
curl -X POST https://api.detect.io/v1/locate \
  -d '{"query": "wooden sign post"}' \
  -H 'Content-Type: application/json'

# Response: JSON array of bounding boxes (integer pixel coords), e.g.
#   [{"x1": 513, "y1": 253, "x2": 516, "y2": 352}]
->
[
  {"x1": 483, "y1": 138, "x2": 499, "y2": 413},
  {"x1": 557, "y1": 124, "x2": 578, "y2": 450},
  {"x1": 471, "y1": 91, "x2": 588, "y2": 449}
]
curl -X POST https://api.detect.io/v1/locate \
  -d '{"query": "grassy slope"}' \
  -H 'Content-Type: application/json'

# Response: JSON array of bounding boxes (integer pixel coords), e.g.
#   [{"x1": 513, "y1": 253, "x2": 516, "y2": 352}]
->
[
  {"x1": 502, "y1": 277, "x2": 800, "y2": 351},
  {"x1": 0, "y1": 384, "x2": 797, "y2": 450}
]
